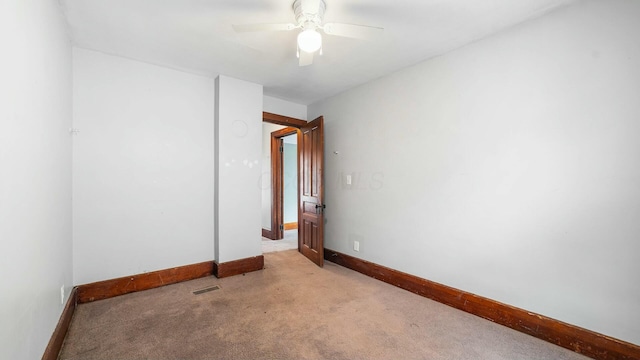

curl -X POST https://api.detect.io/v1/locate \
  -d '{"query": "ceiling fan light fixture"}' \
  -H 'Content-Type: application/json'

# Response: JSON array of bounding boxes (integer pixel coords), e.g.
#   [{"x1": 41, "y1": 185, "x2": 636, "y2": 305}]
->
[{"x1": 297, "y1": 29, "x2": 322, "y2": 53}]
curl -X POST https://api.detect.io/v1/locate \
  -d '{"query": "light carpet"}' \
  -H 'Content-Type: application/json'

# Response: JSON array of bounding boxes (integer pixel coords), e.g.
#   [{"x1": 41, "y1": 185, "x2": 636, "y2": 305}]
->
[{"x1": 60, "y1": 250, "x2": 589, "y2": 360}]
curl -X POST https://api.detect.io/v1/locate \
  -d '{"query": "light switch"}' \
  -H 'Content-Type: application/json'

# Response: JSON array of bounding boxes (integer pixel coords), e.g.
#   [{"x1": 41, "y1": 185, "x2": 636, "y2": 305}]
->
[{"x1": 346, "y1": 175, "x2": 352, "y2": 185}]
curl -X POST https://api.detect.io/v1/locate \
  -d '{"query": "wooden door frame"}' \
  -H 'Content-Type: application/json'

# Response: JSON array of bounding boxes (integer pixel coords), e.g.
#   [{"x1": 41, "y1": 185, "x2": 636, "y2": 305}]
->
[
  {"x1": 262, "y1": 112, "x2": 307, "y2": 240},
  {"x1": 269, "y1": 126, "x2": 298, "y2": 240}
]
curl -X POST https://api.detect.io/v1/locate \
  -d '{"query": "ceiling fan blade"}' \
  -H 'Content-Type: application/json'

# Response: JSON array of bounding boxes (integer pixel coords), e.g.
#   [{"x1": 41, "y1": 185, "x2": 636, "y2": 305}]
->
[
  {"x1": 322, "y1": 23, "x2": 383, "y2": 41},
  {"x1": 232, "y1": 23, "x2": 296, "y2": 32},
  {"x1": 301, "y1": 0, "x2": 321, "y2": 14},
  {"x1": 299, "y1": 50, "x2": 314, "y2": 67}
]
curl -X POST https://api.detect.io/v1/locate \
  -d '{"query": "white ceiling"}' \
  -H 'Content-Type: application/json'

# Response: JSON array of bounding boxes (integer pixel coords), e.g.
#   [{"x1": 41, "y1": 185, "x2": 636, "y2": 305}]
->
[{"x1": 60, "y1": 0, "x2": 577, "y2": 105}]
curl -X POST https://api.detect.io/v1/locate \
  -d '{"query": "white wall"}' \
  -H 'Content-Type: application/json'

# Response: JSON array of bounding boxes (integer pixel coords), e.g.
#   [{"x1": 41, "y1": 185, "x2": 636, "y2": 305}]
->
[
  {"x1": 309, "y1": 0, "x2": 640, "y2": 345},
  {"x1": 0, "y1": 1, "x2": 72, "y2": 359},
  {"x1": 264, "y1": 95, "x2": 307, "y2": 120},
  {"x1": 215, "y1": 76, "x2": 263, "y2": 263},
  {"x1": 261, "y1": 96, "x2": 307, "y2": 231},
  {"x1": 73, "y1": 48, "x2": 215, "y2": 285}
]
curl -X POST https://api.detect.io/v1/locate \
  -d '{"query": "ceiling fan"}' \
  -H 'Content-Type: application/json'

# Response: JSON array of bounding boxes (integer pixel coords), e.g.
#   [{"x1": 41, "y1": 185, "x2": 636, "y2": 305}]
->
[{"x1": 233, "y1": 0, "x2": 383, "y2": 66}]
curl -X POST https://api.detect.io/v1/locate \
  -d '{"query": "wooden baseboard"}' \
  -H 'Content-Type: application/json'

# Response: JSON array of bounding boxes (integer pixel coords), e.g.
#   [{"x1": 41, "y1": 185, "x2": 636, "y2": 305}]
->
[
  {"x1": 77, "y1": 261, "x2": 214, "y2": 303},
  {"x1": 214, "y1": 255, "x2": 264, "y2": 278},
  {"x1": 324, "y1": 249, "x2": 640, "y2": 360},
  {"x1": 42, "y1": 287, "x2": 77, "y2": 360},
  {"x1": 283, "y1": 222, "x2": 298, "y2": 230},
  {"x1": 262, "y1": 228, "x2": 275, "y2": 240}
]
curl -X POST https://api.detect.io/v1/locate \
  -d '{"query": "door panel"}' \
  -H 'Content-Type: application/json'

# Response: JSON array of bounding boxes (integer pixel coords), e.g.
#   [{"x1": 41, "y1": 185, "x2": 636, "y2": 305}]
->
[{"x1": 299, "y1": 116, "x2": 324, "y2": 267}]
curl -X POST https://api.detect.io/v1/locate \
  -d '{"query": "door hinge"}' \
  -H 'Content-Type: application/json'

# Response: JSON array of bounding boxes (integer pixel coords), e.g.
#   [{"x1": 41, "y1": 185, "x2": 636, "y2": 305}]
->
[
  {"x1": 279, "y1": 146, "x2": 283, "y2": 153},
  {"x1": 279, "y1": 224, "x2": 284, "y2": 231}
]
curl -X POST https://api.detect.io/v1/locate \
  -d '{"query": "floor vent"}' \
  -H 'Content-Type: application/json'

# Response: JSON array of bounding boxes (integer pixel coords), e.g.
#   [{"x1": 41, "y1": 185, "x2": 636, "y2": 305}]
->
[{"x1": 193, "y1": 285, "x2": 220, "y2": 295}]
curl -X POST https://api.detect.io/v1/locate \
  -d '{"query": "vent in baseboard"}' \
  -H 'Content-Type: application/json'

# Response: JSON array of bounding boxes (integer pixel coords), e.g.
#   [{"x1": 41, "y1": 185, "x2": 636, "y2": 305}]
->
[{"x1": 193, "y1": 285, "x2": 220, "y2": 295}]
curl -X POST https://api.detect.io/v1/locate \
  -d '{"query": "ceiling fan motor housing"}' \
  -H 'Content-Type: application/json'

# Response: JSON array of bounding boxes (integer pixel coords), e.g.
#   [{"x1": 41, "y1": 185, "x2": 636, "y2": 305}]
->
[{"x1": 293, "y1": 0, "x2": 326, "y2": 30}]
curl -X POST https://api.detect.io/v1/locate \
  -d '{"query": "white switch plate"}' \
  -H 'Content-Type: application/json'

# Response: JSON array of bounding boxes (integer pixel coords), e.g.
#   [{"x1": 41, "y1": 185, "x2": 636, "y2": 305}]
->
[
  {"x1": 354, "y1": 240, "x2": 360, "y2": 252},
  {"x1": 60, "y1": 285, "x2": 64, "y2": 304},
  {"x1": 346, "y1": 175, "x2": 352, "y2": 185}
]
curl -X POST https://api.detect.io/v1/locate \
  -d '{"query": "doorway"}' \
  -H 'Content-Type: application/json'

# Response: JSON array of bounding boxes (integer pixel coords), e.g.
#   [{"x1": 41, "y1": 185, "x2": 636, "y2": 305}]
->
[
  {"x1": 282, "y1": 133, "x2": 298, "y2": 230},
  {"x1": 260, "y1": 112, "x2": 325, "y2": 266},
  {"x1": 262, "y1": 126, "x2": 298, "y2": 252},
  {"x1": 261, "y1": 112, "x2": 306, "y2": 253}
]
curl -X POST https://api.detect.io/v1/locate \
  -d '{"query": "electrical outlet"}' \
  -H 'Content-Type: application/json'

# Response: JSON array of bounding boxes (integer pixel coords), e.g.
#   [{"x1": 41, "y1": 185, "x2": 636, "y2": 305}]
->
[
  {"x1": 354, "y1": 240, "x2": 360, "y2": 252},
  {"x1": 60, "y1": 285, "x2": 64, "y2": 305}
]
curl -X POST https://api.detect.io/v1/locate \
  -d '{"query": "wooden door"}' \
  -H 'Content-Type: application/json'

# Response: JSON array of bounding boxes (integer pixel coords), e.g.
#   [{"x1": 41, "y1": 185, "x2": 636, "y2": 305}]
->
[{"x1": 298, "y1": 116, "x2": 324, "y2": 267}]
